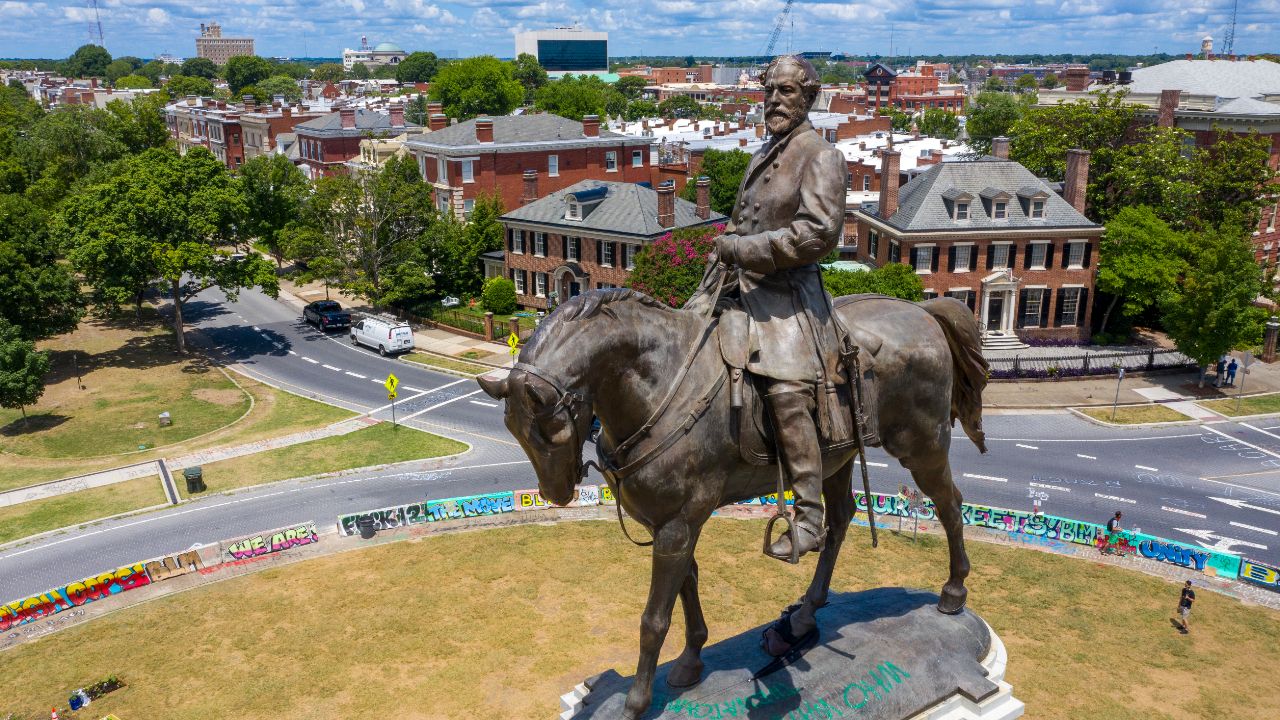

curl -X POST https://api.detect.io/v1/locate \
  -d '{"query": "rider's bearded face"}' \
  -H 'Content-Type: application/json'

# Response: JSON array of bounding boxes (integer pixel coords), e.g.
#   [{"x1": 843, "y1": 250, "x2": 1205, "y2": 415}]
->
[{"x1": 764, "y1": 63, "x2": 811, "y2": 137}]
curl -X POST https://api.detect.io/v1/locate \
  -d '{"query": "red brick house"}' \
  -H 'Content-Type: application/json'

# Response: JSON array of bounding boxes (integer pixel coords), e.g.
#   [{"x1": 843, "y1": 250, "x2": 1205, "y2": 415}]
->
[
  {"x1": 851, "y1": 144, "x2": 1104, "y2": 345},
  {"x1": 499, "y1": 178, "x2": 725, "y2": 310},
  {"x1": 405, "y1": 114, "x2": 655, "y2": 220},
  {"x1": 294, "y1": 105, "x2": 420, "y2": 179}
]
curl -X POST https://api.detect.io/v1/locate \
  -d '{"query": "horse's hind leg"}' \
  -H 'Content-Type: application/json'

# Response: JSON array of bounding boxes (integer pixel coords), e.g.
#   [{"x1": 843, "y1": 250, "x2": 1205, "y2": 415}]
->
[
  {"x1": 667, "y1": 559, "x2": 708, "y2": 688},
  {"x1": 907, "y1": 452, "x2": 970, "y2": 614}
]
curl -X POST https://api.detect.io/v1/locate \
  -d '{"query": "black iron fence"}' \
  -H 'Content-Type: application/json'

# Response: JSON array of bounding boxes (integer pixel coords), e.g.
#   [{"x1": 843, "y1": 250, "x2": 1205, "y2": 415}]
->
[{"x1": 987, "y1": 348, "x2": 1195, "y2": 380}]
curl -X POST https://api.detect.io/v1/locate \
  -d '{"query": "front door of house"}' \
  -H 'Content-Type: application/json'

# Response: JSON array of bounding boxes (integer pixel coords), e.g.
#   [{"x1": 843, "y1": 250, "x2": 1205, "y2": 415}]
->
[
  {"x1": 986, "y1": 295, "x2": 1004, "y2": 333},
  {"x1": 569, "y1": 281, "x2": 581, "y2": 298}
]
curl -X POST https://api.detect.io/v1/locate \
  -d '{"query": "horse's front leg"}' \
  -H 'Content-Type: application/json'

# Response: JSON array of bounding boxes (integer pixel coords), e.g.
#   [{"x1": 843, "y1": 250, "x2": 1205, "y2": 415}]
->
[
  {"x1": 623, "y1": 518, "x2": 696, "y2": 720},
  {"x1": 667, "y1": 559, "x2": 708, "y2": 689}
]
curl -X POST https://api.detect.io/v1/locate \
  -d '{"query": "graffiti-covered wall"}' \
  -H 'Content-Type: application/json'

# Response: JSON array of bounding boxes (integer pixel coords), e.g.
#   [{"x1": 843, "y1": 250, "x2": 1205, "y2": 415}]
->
[
  {"x1": 222, "y1": 522, "x2": 319, "y2": 562},
  {"x1": 0, "y1": 563, "x2": 151, "y2": 632}
]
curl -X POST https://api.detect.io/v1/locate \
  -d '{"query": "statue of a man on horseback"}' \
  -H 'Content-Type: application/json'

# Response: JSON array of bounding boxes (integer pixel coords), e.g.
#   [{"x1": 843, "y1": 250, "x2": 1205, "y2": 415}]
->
[{"x1": 685, "y1": 55, "x2": 849, "y2": 561}]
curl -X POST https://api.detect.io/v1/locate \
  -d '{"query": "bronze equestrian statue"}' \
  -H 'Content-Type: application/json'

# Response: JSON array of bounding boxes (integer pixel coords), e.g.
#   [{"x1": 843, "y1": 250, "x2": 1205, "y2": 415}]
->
[{"x1": 478, "y1": 55, "x2": 989, "y2": 720}]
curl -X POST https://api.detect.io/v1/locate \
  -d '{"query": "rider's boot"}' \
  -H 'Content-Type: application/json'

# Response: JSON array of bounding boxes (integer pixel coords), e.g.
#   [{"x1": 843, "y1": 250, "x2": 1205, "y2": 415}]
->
[{"x1": 766, "y1": 385, "x2": 826, "y2": 560}]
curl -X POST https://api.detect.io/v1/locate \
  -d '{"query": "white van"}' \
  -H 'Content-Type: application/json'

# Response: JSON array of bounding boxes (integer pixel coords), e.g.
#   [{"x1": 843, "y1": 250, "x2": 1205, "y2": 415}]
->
[{"x1": 350, "y1": 315, "x2": 414, "y2": 356}]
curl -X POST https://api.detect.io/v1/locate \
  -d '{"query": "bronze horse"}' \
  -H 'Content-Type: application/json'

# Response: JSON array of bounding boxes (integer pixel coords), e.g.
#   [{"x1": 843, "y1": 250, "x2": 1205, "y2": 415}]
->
[{"x1": 477, "y1": 289, "x2": 988, "y2": 719}]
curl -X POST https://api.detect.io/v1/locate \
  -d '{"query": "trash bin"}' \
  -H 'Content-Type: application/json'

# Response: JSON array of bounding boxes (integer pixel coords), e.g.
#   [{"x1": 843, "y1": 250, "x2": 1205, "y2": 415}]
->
[
  {"x1": 356, "y1": 515, "x2": 377, "y2": 540},
  {"x1": 183, "y1": 466, "x2": 205, "y2": 494}
]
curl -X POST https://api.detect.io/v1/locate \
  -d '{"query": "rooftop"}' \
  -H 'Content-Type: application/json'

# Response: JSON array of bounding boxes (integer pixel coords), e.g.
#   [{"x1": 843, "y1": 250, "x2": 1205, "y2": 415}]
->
[
  {"x1": 406, "y1": 114, "x2": 641, "y2": 149},
  {"x1": 295, "y1": 108, "x2": 421, "y2": 134},
  {"x1": 501, "y1": 180, "x2": 726, "y2": 238},
  {"x1": 373, "y1": 42, "x2": 403, "y2": 53},
  {"x1": 1122, "y1": 59, "x2": 1280, "y2": 101}
]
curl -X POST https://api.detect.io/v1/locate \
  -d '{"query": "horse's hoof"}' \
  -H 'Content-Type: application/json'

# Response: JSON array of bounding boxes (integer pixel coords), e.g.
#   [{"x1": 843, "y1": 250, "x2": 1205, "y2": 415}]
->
[
  {"x1": 937, "y1": 585, "x2": 967, "y2": 615},
  {"x1": 667, "y1": 660, "x2": 704, "y2": 689}
]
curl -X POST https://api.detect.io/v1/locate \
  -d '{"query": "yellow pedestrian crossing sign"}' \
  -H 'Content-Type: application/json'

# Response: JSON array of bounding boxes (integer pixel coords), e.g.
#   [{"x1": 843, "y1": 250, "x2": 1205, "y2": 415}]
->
[
  {"x1": 384, "y1": 373, "x2": 399, "y2": 395},
  {"x1": 507, "y1": 332, "x2": 520, "y2": 356}
]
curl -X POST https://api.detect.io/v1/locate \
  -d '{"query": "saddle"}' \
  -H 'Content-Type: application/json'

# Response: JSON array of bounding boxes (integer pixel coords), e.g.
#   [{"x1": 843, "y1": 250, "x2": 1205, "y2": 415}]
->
[{"x1": 717, "y1": 300, "x2": 882, "y2": 466}]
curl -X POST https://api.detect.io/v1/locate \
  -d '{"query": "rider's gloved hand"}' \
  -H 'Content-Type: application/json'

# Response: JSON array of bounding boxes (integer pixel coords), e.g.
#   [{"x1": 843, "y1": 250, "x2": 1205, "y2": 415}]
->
[{"x1": 714, "y1": 235, "x2": 737, "y2": 267}]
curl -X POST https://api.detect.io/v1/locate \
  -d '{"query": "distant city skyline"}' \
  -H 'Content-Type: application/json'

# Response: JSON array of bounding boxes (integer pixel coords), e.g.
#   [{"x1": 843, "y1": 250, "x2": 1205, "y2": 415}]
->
[{"x1": 0, "y1": 0, "x2": 1274, "y2": 61}]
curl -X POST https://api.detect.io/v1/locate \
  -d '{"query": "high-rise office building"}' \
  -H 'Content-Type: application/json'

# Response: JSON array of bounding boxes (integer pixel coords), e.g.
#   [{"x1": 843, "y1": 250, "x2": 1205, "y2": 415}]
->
[
  {"x1": 514, "y1": 27, "x2": 608, "y2": 73},
  {"x1": 196, "y1": 22, "x2": 255, "y2": 66}
]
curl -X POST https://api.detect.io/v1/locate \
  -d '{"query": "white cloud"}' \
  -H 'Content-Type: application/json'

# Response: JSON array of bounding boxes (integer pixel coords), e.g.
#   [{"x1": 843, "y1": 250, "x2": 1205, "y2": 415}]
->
[{"x1": 145, "y1": 7, "x2": 170, "y2": 25}]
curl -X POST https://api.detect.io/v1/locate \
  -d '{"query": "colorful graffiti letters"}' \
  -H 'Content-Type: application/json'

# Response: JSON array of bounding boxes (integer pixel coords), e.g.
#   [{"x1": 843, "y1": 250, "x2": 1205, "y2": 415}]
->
[
  {"x1": 0, "y1": 563, "x2": 151, "y2": 632},
  {"x1": 224, "y1": 522, "x2": 318, "y2": 561},
  {"x1": 1240, "y1": 559, "x2": 1280, "y2": 592},
  {"x1": 338, "y1": 502, "x2": 432, "y2": 536},
  {"x1": 1136, "y1": 538, "x2": 1209, "y2": 570},
  {"x1": 143, "y1": 550, "x2": 203, "y2": 582}
]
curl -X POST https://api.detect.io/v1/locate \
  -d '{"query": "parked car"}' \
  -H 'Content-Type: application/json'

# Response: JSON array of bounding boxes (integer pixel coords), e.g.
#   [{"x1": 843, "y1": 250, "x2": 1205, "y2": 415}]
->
[
  {"x1": 303, "y1": 300, "x2": 351, "y2": 331},
  {"x1": 350, "y1": 315, "x2": 414, "y2": 356}
]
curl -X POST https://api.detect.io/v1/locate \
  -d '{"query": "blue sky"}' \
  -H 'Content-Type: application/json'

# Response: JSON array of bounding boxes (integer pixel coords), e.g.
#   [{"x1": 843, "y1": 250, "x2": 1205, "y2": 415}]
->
[{"x1": 2, "y1": 0, "x2": 1276, "y2": 60}]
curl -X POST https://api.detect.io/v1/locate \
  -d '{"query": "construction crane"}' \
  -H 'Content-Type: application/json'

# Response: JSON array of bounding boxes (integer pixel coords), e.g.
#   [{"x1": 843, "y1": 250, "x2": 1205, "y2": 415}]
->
[
  {"x1": 85, "y1": 0, "x2": 105, "y2": 48},
  {"x1": 1223, "y1": 0, "x2": 1239, "y2": 55},
  {"x1": 761, "y1": 0, "x2": 796, "y2": 60}
]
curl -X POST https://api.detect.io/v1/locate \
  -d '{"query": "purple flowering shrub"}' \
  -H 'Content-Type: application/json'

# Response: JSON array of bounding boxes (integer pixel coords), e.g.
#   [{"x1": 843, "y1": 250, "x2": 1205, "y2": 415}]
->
[{"x1": 626, "y1": 223, "x2": 724, "y2": 307}]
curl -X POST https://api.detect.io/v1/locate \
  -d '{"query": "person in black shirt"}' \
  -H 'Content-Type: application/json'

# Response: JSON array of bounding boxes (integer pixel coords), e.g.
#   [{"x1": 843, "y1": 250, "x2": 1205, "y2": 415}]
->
[
  {"x1": 1177, "y1": 580, "x2": 1195, "y2": 633},
  {"x1": 1106, "y1": 511, "x2": 1122, "y2": 534}
]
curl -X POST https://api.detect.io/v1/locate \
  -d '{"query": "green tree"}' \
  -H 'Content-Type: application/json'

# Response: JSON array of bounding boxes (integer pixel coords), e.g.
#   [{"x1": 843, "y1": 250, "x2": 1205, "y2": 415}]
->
[
  {"x1": 1190, "y1": 128, "x2": 1276, "y2": 232},
  {"x1": 237, "y1": 154, "x2": 308, "y2": 266},
  {"x1": 679, "y1": 148, "x2": 750, "y2": 216},
  {"x1": 918, "y1": 107, "x2": 958, "y2": 139},
  {"x1": 113, "y1": 75, "x2": 152, "y2": 90},
  {"x1": 534, "y1": 74, "x2": 610, "y2": 120},
  {"x1": 225, "y1": 56, "x2": 274, "y2": 94},
  {"x1": 271, "y1": 61, "x2": 312, "y2": 80},
  {"x1": 19, "y1": 105, "x2": 127, "y2": 205},
  {"x1": 614, "y1": 75, "x2": 649, "y2": 100},
  {"x1": 880, "y1": 108, "x2": 913, "y2": 132},
  {"x1": 1095, "y1": 207, "x2": 1187, "y2": 333},
  {"x1": 58, "y1": 147, "x2": 278, "y2": 351},
  {"x1": 626, "y1": 224, "x2": 722, "y2": 306},
  {"x1": 0, "y1": 318, "x2": 50, "y2": 423},
  {"x1": 511, "y1": 53, "x2": 549, "y2": 104},
  {"x1": 0, "y1": 195, "x2": 82, "y2": 338},
  {"x1": 1015, "y1": 74, "x2": 1039, "y2": 93},
  {"x1": 822, "y1": 263, "x2": 924, "y2": 300},
  {"x1": 437, "y1": 193, "x2": 505, "y2": 298},
  {"x1": 819, "y1": 63, "x2": 861, "y2": 84},
  {"x1": 312, "y1": 63, "x2": 347, "y2": 84},
  {"x1": 100, "y1": 94, "x2": 170, "y2": 154},
  {"x1": 137, "y1": 60, "x2": 166, "y2": 84},
  {"x1": 179, "y1": 57, "x2": 218, "y2": 79},
  {"x1": 164, "y1": 75, "x2": 216, "y2": 99},
  {"x1": 965, "y1": 90, "x2": 1029, "y2": 156},
  {"x1": 105, "y1": 59, "x2": 138, "y2": 84},
  {"x1": 1162, "y1": 223, "x2": 1266, "y2": 384},
  {"x1": 1040, "y1": 72, "x2": 1059, "y2": 89},
  {"x1": 396, "y1": 51, "x2": 440, "y2": 84},
  {"x1": 657, "y1": 94, "x2": 701, "y2": 119},
  {"x1": 982, "y1": 76, "x2": 1005, "y2": 93},
  {"x1": 65, "y1": 44, "x2": 112, "y2": 78},
  {"x1": 350, "y1": 63, "x2": 371, "y2": 80},
  {"x1": 1008, "y1": 91, "x2": 1136, "y2": 185},
  {"x1": 405, "y1": 94, "x2": 430, "y2": 126},
  {"x1": 429, "y1": 56, "x2": 523, "y2": 120},
  {"x1": 623, "y1": 100, "x2": 658, "y2": 121},
  {"x1": 254, "y1": 76, "x2": 302, "y2": 103},
  {"x1": 481, "y1": 276, "x2": 516, "y2": 314}
]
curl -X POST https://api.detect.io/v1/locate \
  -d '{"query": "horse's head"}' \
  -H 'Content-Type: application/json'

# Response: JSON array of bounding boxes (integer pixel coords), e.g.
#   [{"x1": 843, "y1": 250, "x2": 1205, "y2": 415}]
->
[{"x1": 478, "y1": 366, "x2": 593, "y2": 506}]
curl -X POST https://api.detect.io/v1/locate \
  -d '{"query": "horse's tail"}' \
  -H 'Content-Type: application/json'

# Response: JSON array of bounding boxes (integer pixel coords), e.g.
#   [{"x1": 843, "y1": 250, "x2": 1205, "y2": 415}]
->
[{"x1": 920, "y1": 297, "x2": 989, "y2": 454}]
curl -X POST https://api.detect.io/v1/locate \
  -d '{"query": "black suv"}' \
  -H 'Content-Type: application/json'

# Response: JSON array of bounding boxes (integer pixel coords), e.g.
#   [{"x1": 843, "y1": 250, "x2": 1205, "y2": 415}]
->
[{"x1": 303, "y1": 300, "x2": 351, "y2": 331}]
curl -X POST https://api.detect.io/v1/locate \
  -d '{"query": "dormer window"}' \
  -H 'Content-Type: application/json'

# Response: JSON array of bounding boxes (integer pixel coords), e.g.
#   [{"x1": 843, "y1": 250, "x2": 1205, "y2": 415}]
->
[
  {"x1": 567, "y1": 202, "x2": 581, "y2": 221},
  {"x1": 955, "y1": 202, "x2": 969, "y2": 220},
  {"x1": 993, "y1": 201, "x2": 1007, "y2": 220},
  {"x1": 1017, "y1": 186, "x2": 1050, "y2": 220},
  {"x1": 1031, "y1": 200, "x2": 1045, "y2": 219}
]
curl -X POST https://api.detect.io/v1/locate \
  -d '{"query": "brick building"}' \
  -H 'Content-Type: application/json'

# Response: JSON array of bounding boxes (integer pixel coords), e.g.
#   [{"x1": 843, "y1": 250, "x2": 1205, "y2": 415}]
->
[
  {"x1": 238, "y1": 97, "x2": 329, "y2": 162},
  {"x1": 165, "y1": 96, "x2": 246, "y2": 169},
  {"x1": 294, "y1": 105, "x2": 420, "y2": 179},
  {"x1": 499, "y1": 178, "x2": 725, "y2": 309},
  {"x1": 195, "y1": 22, "x2": 254, "y2": 66},
  {"x1": 851, "y1": 143, "x2": 1103, "y2": 345},
  {"x1": 404, "y1": 114, "x2": 655, "y2": 219},
  {"x1": 861, "y1": 62, "x2": 965, "y2": 114}
]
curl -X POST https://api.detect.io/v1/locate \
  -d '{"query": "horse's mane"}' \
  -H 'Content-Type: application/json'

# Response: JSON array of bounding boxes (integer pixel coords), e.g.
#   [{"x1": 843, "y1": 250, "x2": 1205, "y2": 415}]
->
[{"x1": 553, "y1": 287, "x2": 672, "y2": 322}]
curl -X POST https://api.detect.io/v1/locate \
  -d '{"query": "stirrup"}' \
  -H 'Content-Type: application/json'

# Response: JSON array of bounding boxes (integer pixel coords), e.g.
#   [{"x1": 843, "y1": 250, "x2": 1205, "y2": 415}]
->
[{"x1": 763, "y1": 518, "x2": 825, "y2": 564}]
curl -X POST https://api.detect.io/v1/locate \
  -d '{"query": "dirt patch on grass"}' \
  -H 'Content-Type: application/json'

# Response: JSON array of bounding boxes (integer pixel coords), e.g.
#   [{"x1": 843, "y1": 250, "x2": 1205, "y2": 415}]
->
[{"x1": 190, "y1": 388, "x2": 245, "y2": 406}]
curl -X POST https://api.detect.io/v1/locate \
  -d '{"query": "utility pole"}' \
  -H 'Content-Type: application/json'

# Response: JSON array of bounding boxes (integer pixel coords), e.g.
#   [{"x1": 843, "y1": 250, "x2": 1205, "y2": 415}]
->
[
  {"x1": 85, "y1": 0, "x2": 105, "y2": 48},
  {"x1": 1224, "y1": 0, "x2": 1239, "y2": 55}
]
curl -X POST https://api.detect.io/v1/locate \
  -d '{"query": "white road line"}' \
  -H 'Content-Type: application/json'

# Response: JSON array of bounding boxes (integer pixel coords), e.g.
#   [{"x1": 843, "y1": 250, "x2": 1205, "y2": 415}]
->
[
  {"x1": 322, "y1": 364, "x2": 342, "y2": 371},
  {"x1": 1135, "y1": 464, "x2": 1159, "y2": 472},
  {"x1": 962, "y1": 473, "x2": 1007, "y2": 483},
  {"x1": 400, "y1": 389, "x2": 485, "y2": 420},
  {"x1": 469, "y1": 399, "x2": 498, "y2": 408},
  {"x1": 288, "y1": 350, "x2": 297, "y2": 355},
  {"x1": 422, "y1": 377, "x2": 472, "y2": 394},
  {"x1": 1230, "y1": 521, "x2": 1280, "y2": 536},
  {"x1": 1095, "y1": 493, "x2": 1136, "y2": 504},
  {"x1": 1015, "y1": 443, "x2": 1039, "y2": 450},
  {"x1": 1202, "y1": 425, "x2": 1280, "y2": 459},
  {"x1": 345, "y1": 372, "x2": 367, "y2": 379},
  {"x1": 1161, "y1": 506, "x2": 1207, "y2": 519},
  {"x1": 865, "y1": 461, "x2": 888, "y2": 468},
  {"x1": 1029, "y1": 482, "x2": 1070, "y2": 493},
  {"x1": 371, "y1": 378, "x2": 384, "y2": 384},
  {"x1": 989, "y1": 433, "x2": 1202, "y2": 443},
  {"x1": 1241, "y1": 422, "x2": 1280, "y2": 442},
  {"x1": 302, "y1": 357, "x2": 319, "y2": 364},
  {"x1": 366, "y1": 389, "x2": 432, "y2": 415},
  {"x1": 403, "y1": 386, "x2": 427, "y2": 393},
  {"x1": 253, "y1": 326, "x2": 262, "y2": 331},
  {"x1": 1076, "y1": 453, "x2": 1097, "y2": 460}
]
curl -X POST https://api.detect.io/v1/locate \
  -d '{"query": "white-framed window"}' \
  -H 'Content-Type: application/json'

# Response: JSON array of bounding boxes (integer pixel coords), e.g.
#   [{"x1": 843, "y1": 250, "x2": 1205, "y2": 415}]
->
[
  {"x1": 868, "y1": 230, "x2": 879, "y2": 259},
  {"x1": 993, "y1": 201, "x2": 1007, "y2": 220},
  {"x1": 1022, "y1": 288, "x2": 1044, "y2": 327},
  {"x1": 955, "y1": 202, "x2": 969, "y2": 220},
  {"x1": 435, "y1": 190, "x2": 450, "y2": 213},
  {"x1": 605, "y1": 151, "x2": 617, "y2": 171},
  {"x1": 534, "y1": 232, "x2": 546, "y2": 257},
  {"x1": 1029, "y1": 242, "x2": 1048, "y2": 269},
  {"x1": 461, "y1": 159, "x2": 474, "y2": 183},
  {"x1": 566, "y1": 202, "x2": 581, "y2": 221},
  {"x1": 436, "y1": 155, "x2": 446, "y2": 183},
  {"x1": 511, "y1": 229, "x2": 525, "y2": 254},
  {"x1": 946, "y1": 289, "x2": 972, "y2": 307},
  {"x1": 914, "y1": 246, "x2": 933, "y2": 273},
  {"x1": 567, "y1": 236, "x2": 580, "y2": 261},
  {"x1": 889, "y1": 239, "x2": 901, "y2": 263},
  {"x1": 846, "y1": 173, "x2": 853, "y2": 191},
  {"x1": 1067, "y1": 241, "x2": 1085, "y2": 268},
  {"x1": 463, "y1": 198, "x2": 475, "y2": 219},
  {"x1": 1031, "y1": 199, "x2": 1045, "y2": 219},
  {"x1": 1059, "y1": 287, "x2": 1081, "y2": 327},
  {"x1": 863, "y1": 175, "x2": 871, "y2": 191},
  {"x1": 632, "y1": 149, "x2": 644, "y2": 167},
  {"x1": 991, "y1": 243, "x2": 1010, "y2": 269},
  {"x1": 602, "y1": 241, "x2": 616, "y2": 267},
  {"x1": 624, "y1": 244, "x2": 636, "y2": 270},
  {"x1": 953, "y1": 245, "x2": 972, "y2": 272},
  {"x1": 548, "y1": 154, "x2": 559, "y2": 176},
  {"x1": 514, "y1": 270, "x2": 526, "y2": 294},
  {"x1": 535, "y1": 272, "x2": 547, "y2": 297}
]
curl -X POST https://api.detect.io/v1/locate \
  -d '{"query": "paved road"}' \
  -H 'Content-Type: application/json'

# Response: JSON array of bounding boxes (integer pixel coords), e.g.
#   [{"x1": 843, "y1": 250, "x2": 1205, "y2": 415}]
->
[{"x1": 4, "y1": 288, "x2": 1280, "y2": 600}]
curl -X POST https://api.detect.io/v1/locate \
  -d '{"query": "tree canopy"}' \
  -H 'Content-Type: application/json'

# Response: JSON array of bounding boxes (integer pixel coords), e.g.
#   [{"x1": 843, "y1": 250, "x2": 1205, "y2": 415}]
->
[
  {"x1": 918, "y1": 107, "x2": 958, "y2": 139},
  {"x1": 225, "y1": 56, "x2": 274, "y2": 94},
  {"x1": 965, "y1": 91, "x2": 1030, "y2": 156},
  {"x1": 179, "y1": 57, "x2": 218, "y2": 80},
  {"x1": 252, "y1": 76, "x2": 303, "y2": 104},
  {"x1": 511, "y1": 53, "x2": 549, "y2": 104},
  {"x1": 534, "y1": 74, "x2": 611, "y2": 120},
  {"x1": 237, "y1": 154, "x2": 308, "y2": 266},
  {"x1": 429, "y1": 56, "x2": 524, "y2": 120},
  {"x1": 1095, "y1": 206, "x2": 1187, "y2": 333},
  {"x1": 396, "y1": 52, "x2": 440, "y2": 84},
  {"x1": 0, "y1": 194, "x2": 82, "y2": 338},
  {"x1": 822, "y1": 264, "x2": 925, "y2": 301},
  {"x1": 0, "y1": 318, "x2": 50, "y2": 422},
  {"x1": 114, "y1": 75, "x2": 153, "y2": 90},
  {"x1": 679, "y1": 149, "x2": 750, "y2": 216},
  {"x1": 626, "y1": 224, "x2": 722, "y2": 307},
  {"x1": 614, "y1": 75, "x2": 649, "y2": 100},
  {"x1": 65, "y1": 45, "x2": 111, "y2": 78},
  {"x1": 165, "y1": 75, "x2": 216, "y2": 99},
  {"x1": 311, "y1": 63, "x2": 347, "y2": 84}
]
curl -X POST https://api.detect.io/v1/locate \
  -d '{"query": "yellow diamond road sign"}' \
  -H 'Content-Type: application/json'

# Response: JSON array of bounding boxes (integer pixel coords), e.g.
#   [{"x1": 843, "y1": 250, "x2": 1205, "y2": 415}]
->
[
  {"x1": 384, "y1": 373, "x2": 399, "y2": 394},
  {"x1": 507, "y1": 331, "x2": 519, "y2": 355}
]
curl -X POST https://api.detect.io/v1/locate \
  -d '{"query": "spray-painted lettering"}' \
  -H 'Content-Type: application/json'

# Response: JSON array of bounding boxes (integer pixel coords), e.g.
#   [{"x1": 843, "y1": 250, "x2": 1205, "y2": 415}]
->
[
  {"x1": 1240, "y1": 558, "x2": 1280, "y2": 592},
  {"x1": 223, "y1": 522, "x2": 318, "y2": 562},
  {"x1": 1138, "y1": 539, "x2": 1209, "y2": 571},
  {"x1": 0, "y1": 563, "x2": 150, "y2": 632},
  {"x1": 143, "y1": 550, "x2": 203, "y2": 582}
]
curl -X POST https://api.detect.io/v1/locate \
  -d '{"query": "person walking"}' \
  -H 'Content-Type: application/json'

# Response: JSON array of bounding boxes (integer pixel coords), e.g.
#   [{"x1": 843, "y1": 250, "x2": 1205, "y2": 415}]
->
[
  {"x1": 1215, "y1": 358, "x2": 1227, "y2": 387},
  {"x1": 1176, "y1": 580, "x2": 1195, "y2": 633},
  {"x1": 1227, "y1": 357, "x2": 1239, "y2": 386}
]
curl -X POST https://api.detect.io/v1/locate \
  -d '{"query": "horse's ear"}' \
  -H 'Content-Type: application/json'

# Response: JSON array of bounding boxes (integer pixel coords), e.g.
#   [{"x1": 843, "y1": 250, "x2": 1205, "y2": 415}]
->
[{"x1": 477, "y1": 375, "x2": 509, "y2": 400}]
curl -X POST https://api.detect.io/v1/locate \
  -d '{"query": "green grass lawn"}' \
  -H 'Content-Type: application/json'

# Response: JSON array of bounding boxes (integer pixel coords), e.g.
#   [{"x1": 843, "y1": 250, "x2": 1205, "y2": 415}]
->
[
  {"x1": 0, "y1": 476, "x2": 168, "y2": 545},
  {"x1": 1200, "y1": 393, "x2": 1280, "y2": 417},
  {"x1": 1, "y1": 519, "x2": 1276, "y2": 718},
  {"x1": 402, "y1": 352, "x2": 492, "y2": 376},
  {"x1": 1079, "y1": 404, "x2": 1192, "y2": 424},
  {"x1": 179, "y1": 422, "x2": 467, "y2": 497}
]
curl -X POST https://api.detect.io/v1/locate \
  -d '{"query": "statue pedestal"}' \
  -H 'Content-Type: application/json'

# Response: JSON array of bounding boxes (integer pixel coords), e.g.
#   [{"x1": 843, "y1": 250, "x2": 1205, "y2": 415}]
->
[{"x1": 560, "y1": 587, "x2": 1023, "y2": 720}]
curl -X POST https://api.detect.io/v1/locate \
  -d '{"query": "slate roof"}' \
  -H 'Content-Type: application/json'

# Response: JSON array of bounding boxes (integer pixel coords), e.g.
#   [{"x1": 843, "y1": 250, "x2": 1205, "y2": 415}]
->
[
  {"x1": 1215, "y1": 96, "x2": 1280, "y2": 116},
  {"x1": 1125, "y1": 59, "x2": 1280, "y2": 101},
  {"x1": 866, "y1": 158, "x2": 1099, "y2": 233},
  {"x1": 295, "y1": 108, "x2": 421, "y2": 134},
  {"x1": 501, "y1": 180, "x2": 726, "y2": 238},
  {"x1": 407, "y1": 114, "x2": 641, "y2": 148}
]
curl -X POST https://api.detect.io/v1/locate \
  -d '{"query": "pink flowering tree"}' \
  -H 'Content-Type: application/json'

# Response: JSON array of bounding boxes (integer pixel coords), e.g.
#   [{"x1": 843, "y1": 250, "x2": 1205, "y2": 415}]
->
[{"x1": 626, "y1": 224, "x2": 724, "y2": 307}]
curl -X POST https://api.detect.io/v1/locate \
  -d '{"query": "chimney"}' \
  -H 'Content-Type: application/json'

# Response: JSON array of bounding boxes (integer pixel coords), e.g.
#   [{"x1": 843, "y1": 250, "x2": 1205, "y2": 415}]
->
[
  {"x1": 390, "y1": 103, "x2": 404, "y2": 128},
  {"x1": 642, "y1": 119, "x2": 650, "y2": 131},
  {"x1": 738, "y1": 137, "x2": 747, "y2": 147},
  {"x1": 340, "y1": 107, "x2": 356, "y2": 129},
  {"x1": 475, "y1": 116, "x2": 493, "y2": 143},
  {"x1": 89, "y1": 77, "x2": 97, "y2": 88},
  {"x1": 582, "y1": 114, "x2": 599, "y2": 137},
  {"x1": 521, "y1": 169, "x2": 538, "y2": 205},
  {"x1": 186, "y1": 94, "x2": 197, "y2": 106},
  {"x1": 429, "y1": 112, "x2": 447, "y2": 131},
  {"x1": 695, "y1": 176, "x2": 710, "y2": 220},
  {"x1": 427, "y1": 101, "x2": 442, "y2": 116},
  {"x1": 1064, "y1": 66, "x2": 1091, "y2": 92},
  {"x1": 1185, "y1": 53, "x2": 1193, "y2": 61},
  {"x1": 1063, "y1": 148, "x2": 1090, "y2": 214},
  {"x1": 657, "y1": 180, "x2": 676, "y2": 228},
  {"x1": 1157, "y1": 89, "x2": 1181, "y2": 128},
  {"x1": 755, "y1": 123, "x2": 764, "y2": 138},
  {"x1": 242, "y1": 94, "x2": 255, "y2": 112},
  {"x1": 877, "y1": 150, "x2": 901, "y2": 220},
  {"x1": 991, "y1": 136, "x2": 1010, "y2": 159}
]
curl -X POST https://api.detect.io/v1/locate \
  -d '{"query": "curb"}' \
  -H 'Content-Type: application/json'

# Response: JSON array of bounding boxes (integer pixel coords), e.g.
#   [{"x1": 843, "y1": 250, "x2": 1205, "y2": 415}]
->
[{"x1": 1065, "y1": 406, "x2": 1208, "y2": 428}]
